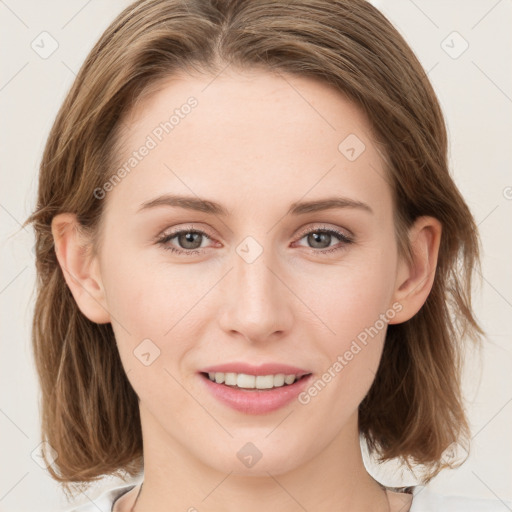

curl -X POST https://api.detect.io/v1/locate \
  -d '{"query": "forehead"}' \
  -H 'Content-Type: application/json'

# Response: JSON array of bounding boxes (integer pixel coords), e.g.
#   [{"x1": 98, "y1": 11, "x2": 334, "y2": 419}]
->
[
  {"x1": 122, "y1": 67, "x2": 376, "y2": 150},
  {"x1": 105, "y1": 68, "x2": 390, "y2": 219}
]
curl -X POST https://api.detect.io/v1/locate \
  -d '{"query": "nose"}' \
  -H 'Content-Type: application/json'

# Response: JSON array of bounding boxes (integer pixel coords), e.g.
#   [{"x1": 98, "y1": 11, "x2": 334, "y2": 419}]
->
[{"x1": 217, "y1": 243, "x2": 294, "y2": 343}]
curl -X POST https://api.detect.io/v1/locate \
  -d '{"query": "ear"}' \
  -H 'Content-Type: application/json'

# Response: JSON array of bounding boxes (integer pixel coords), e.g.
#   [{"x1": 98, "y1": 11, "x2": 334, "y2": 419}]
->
[
  {"x1": 51, "y1": 213, "x2": 111, "y2": 324},
  {"x1": 388, "y1": 216, "x2": 442, "y2": 324}
]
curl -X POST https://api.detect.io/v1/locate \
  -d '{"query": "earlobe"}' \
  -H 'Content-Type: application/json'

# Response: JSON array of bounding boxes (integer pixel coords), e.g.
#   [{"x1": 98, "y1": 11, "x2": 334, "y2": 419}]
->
[
  {"x1": 389, "y1": 216, "x2": 442, "y2": 324},
  {"x1": 51, "y1": 213, "x2": 111, "y2": 324}
]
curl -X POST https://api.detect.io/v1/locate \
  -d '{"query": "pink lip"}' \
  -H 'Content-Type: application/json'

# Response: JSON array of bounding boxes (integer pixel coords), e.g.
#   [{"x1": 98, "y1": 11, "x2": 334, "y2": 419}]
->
[
  {"x1": 198, "y1": 363, "x2": 313, "y2": 415},
  {"x1": 199, "y1": 362, "x2": 311, "y2": 378}
]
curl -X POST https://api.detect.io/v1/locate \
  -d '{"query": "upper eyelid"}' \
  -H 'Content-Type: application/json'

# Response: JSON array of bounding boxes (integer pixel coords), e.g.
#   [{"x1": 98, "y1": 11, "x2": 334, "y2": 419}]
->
[
  {"x1": 158, "y1": 225, "x2": 214, "y2": 241},
  {"x1": 295, "y1": 224, "x2": 353, "y2": 239}
]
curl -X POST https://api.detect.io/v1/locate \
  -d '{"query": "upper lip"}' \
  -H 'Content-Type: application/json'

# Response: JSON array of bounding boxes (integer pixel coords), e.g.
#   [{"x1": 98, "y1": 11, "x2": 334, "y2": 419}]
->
[{"x1": 199, "y1": 363, "x2": 312, "y2": 378}]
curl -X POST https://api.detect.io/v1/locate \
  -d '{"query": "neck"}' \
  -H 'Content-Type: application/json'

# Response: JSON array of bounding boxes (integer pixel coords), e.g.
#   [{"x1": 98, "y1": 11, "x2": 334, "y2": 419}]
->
[{"x1": 128, "y1": 405, "x2": 391, "y2": 512}]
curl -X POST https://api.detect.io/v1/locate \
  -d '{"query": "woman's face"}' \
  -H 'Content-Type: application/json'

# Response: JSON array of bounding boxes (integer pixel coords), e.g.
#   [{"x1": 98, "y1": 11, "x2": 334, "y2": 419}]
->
[{"x1": 94, "y1": 69, "x2": 405, "y2": 475}]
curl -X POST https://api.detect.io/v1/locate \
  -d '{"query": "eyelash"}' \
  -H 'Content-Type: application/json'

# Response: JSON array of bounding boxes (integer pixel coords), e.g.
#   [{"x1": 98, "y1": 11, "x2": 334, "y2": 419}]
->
[{"x1": 155, "y1": 225, "x2": 353, "y2": 256}]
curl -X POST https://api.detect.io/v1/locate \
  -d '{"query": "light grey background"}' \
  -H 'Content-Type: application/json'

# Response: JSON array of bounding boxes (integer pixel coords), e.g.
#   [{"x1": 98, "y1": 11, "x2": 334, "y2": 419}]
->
[{"x1": 1, "y1": 1, "x2": 511, "y2": 510}]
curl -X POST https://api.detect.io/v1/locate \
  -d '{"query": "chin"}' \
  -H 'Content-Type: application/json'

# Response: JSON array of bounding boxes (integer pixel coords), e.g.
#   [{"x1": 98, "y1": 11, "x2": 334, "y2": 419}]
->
[{"x1": 196, "y1": 437, "x2": 309, "y2": 477}]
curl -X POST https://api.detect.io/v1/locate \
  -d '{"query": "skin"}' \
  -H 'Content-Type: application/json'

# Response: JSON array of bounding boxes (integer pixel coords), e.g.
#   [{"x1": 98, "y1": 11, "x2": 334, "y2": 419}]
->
[{"x1": 52, "y1": 68, "x2": 441, "y2": 512}]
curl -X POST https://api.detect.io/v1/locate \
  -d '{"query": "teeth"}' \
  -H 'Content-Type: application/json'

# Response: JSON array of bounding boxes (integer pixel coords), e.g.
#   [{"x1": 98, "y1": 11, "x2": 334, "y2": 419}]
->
[
  {"x1": 238, "y1": 374, "x2": 256, "y2": 388},
  {"x1": 284, "y1": 374, "x2": 296, "y2": 385},
  {"x1": 206, "y1": 372, "x2": 305, "y2": 389},
  {"x1": 225, "y1": 372, "x2": 237, "y2": 386}
]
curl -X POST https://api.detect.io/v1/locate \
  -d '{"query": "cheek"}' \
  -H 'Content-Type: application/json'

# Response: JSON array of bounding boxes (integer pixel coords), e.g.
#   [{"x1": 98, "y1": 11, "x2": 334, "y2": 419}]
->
[
  {"x1": 100, "y1": 246, "x2": 216, "y2": 389},
  {"x1": 101, "y1": 257, "x2": 198, "y2": 414},
  {"x1": 296, "y1": 246, "x2": 396, "y2": 404},
  {"x1": 303, "y1": 246, "x2": 397, "y2": 344},
  {"x1": 101, "y1": 241, "x2": 205, "y2": 335}
]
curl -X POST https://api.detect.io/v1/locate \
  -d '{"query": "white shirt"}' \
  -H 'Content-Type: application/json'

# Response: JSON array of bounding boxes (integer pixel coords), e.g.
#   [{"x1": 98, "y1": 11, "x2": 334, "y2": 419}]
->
[{"x1": 65, "y1": 482, "x2": 512, "y2": 511}]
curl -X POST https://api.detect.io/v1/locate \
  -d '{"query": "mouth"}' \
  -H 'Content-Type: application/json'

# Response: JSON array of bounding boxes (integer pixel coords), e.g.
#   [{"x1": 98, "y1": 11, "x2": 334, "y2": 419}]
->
[{"x1": 198, "y1": 371, "x2": 314, "y2": 414}]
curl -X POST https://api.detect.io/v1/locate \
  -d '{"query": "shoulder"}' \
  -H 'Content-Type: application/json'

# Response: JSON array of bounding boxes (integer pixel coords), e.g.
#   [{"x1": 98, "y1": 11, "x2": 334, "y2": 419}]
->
[
  {"x1": 64, "y1": 483, "x2": 136, "y2": 512},
  {"x1": 410, "y1": 485, "x2": 512, "y2": 511}
]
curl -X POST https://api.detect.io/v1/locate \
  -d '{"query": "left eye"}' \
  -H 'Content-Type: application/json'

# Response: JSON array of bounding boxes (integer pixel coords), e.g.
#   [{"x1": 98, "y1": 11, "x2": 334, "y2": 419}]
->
[{"x1": 294, "y1": 227, "x2": 353, "y2": 252}]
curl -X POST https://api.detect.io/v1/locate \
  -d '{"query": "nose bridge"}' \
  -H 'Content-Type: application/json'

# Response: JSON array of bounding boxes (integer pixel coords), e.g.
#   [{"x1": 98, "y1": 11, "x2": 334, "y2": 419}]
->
[{"x1": 218, "y1": 237, "x2": 292, "y2": 339}]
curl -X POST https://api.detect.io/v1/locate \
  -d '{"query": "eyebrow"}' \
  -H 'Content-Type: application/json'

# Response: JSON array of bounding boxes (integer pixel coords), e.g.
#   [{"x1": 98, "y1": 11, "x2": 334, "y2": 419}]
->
[{"x1": 137, "y1": 194, "x2": 373, "y2": 216}]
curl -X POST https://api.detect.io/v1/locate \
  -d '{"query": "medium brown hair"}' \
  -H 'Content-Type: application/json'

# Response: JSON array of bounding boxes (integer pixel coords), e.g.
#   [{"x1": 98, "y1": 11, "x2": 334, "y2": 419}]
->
[{"x1": 23, "y1": 0, "x2": 483, "y2": 498}]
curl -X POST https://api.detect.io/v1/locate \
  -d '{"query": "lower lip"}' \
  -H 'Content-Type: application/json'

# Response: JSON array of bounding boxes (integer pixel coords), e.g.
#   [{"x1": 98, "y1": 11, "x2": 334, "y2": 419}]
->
[{"x1": 199, "y1": 373, "x2": 313, "y2": 414}]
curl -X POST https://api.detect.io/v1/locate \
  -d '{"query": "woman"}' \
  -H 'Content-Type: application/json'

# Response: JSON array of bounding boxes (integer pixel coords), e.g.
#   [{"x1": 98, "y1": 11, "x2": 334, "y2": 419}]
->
[{"x1": 23, "y1": 0, "x2": 510, "y2": 510}]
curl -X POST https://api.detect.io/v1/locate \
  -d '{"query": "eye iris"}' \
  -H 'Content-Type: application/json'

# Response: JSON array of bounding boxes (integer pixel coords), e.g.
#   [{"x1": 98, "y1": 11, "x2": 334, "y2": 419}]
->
[
  {"x1": 179, "y1": 232, "x2": 202, "y2": 250},
  {"x1": 308, "y1": 232, "x2": 331, "y2": 249}
]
